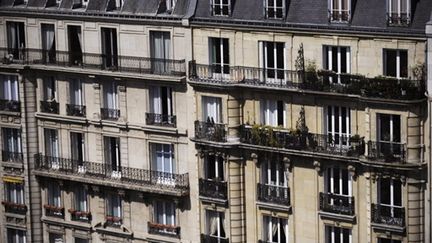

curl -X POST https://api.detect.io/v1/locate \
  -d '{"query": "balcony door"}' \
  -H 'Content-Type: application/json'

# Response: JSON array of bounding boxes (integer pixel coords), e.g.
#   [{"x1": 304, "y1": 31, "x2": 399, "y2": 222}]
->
[
  {"x1": 2, "y1": 128, "x2": 22, "y2": 161},
  {"x1": 326, "y1": 106, "x2": 351, "y2": 147},
  {"x1": 7, "y1": 228, "x2": 26, "y2": 243},
  {"x1": 43, "y1": 77, "x2": 57, "y2": 102},
  {"x1": 101, "y1": 28, "x2": 118, "y2": 69},
  {"x1": 209, "y1": 37, "x2": 229, "y2": 79},
  {"x1": 150, "y1": 31, "x2": 171, "y2": 74},
  {"x1": 74, "y1": 186, "x2": 88, "y2": 213},
  {"x1": 104, "y1": 136, "x2": 121, "y2": 178},
  {"x1": 206, "y1": 210, "x2": 226, "y2": 240},
  {"x1": 103, "y1": 81, "x2": 118, "y2": 110},
  {"x1": 5, "y1": 182, "x2": 24, "y2": 205},
  {"x1": 44, "y1": 129, "x2": 59, "y2": 168},
  {"x1": 7, "y1": 22, "x2": 25, "y2": 60},
  {"x1": 377, "y1": 114, "x2": 401, "y2": 157},
  {"x1": 204, "y1": 154, "x2": 224, "y2": 181},
  {"x1": 378, "y1": 178, "x2": 402, "y2": 217},
  {"x1": 152, "y1": 143, "x2": 175, "y2": 185},
  {"x1": 47, "y1": 182, "x2": 62, "y2": 209},
  {"x1": 260, "y1": 99, "x2": 284, "y2": 127},
  {"x1": 41, "y1": 24, "x2": 56, "y2": 64},
  {"x1": 155, "y1": 200, "x2": 176, "y2": 228},
  {"x1": 323, "y1": 46, "x2": 351, "y2": 83},
  {"x1": 149, "y1": 86, "x2": 173, "y2": 124},
  {"x1": 106, "y1": 194, "x2": 122, "y2": 223},
  {"x1": 325, "y1": 226, "x2": 351, "y2": 243},
  {"x1": 0, "y1": 75, "x2": 19, "y2": 102},
  {"x1": 71, "y1": 132, "x2": 85, "y2": 172},
  {"x1": 202, "y1": 96, "x2": 222, "y2": 123},
  {"x1": 259, "y1": 41, "x2": 285, "y2": 84},
  {"x1": 262, "y1": 159, "x2": 287, "y2": 188},
  {"x1": 67, "y1": 25, "x2": 82, "y2": 66},
  {"x1": 262, "y1": 215, "x2": 288, "y2": 243}
]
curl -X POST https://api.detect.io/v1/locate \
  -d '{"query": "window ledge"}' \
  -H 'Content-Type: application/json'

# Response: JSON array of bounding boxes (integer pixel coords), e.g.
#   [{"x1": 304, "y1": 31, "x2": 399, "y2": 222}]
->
[
  {"x1": 371, "y1": 222, "x2": 405, "y2": 234},
  {"x1": 256, "y1": 201, "x2": 291, "y2": 212},
  {"x1": 318, "y1": 211, "x2": 356, "y2": 223},
  {"x1": 199, "y1": 196, "x2": 228, "y2": 206}
]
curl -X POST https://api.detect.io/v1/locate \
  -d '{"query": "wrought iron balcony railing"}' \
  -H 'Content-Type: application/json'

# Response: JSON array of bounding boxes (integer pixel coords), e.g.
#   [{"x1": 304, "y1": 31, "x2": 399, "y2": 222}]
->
[
  {"x1": 189, "y1": 62, "x2": 425, "y2": 100},
  {"x1": 257, "y1": 183, "x2": 290, "y2": 206},
  {"x1": 0, "y1": 48, "x2": 186, "y2": 77},
  {"x1": 329, "y1": 9, "x2": 350, "y2": 22},
  {"x1": 40, "y1": 100, "x2": 59, "y2": 114},
  {"x1": 105, "y1": 215, "x2": 122, "y2": 227},
  {"x1": 2, "y1": 150, "x2": 23, "y2": 163},
  {"x1": 387, "y1": 12, "x2": 410, "y2": 26},
  {"x1": 69, "y1": 209, "x2": 91, "y2": 222},
  {"x1": 0, "y1": 99, "x2": 20, "y2": 112},
  {"x1": 44, "y1": 204, "x2": 64, "y2": 218},
  {"x1": 319, "y1": 192, "x2": 355, "y2": 216},
  {"x1": 194, "y1": 121, "x2": 227, "y2": 143},
  {"x1": 201, "y1": 234, "x2": 229, "y2": 243},
  {"x1": 66, "y1": 104, "x2": 86, "y2": 117},
  {"x1": 367, "y1": 141, "x2": 406, "y2": 163},
  {"x1": 240, "y1": 126, "x2": 365, "y2": 158},
  {"x1": 34, "y1": 154, "x2": 189, "y2": 195},
  {"x1": 199, "y1": 178, "x2": 227, "y2": 200},
  {"x1": 145, "y1": 113, "x2": 176, "y2": 127},
  {"x1": 148, "y1": 222, "x2": 181, "y2": 237},
  {"x1": 371, "y1": 203, "x2": 405, "y2": 227},
  {"x1": 100, "y1": 108, "x2": 120, "y2": 120},
  {"x1": 2, "y1": 201, "x2": 27, "y2": 214}
]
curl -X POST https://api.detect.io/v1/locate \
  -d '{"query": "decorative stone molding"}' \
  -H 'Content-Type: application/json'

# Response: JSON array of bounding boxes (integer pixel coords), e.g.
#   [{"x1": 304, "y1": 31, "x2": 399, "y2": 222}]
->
[
  {"x1": 313, "y1": 160, "x2": 321, "y2": 173},
  {"x1": 283, "y1": 156, "x2": 292, "y2": 172},
  {"x1": 93, "y1": 83, "x2": 100, "y2": 90},
  {"x1": 347, "y1": 165, "x2": 356, "y2": 180},
  {"x1": 251, "y1": 153, "x2": 259, "y2": 164},
  {"x1": 118, "y1": 85, "x2": 126, "y2": 92}
]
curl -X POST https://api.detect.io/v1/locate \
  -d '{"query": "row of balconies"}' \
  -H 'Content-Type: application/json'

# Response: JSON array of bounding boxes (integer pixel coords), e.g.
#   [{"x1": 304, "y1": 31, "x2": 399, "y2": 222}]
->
[
  {"x1": 195, "y1": 122, "x2": 407, "y2": 164},
  {"x1": 188, "y1": 62, "x2": 425, "y2": 101}
]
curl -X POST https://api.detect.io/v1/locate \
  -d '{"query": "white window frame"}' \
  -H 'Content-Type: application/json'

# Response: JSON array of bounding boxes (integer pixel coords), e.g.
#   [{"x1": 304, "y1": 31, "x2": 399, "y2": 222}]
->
[
  {"x1": 44, "y1": 128, "x2": 60, "y2": 168},
  {"x1": 209, "y1": 37, "x2": 230, "y2": 78},
  {"x1": 259, "y1": 41, "x2": 286, "y2": 84},
  {"x1": 106, "y1": 193, "x2": 122, "y2": 220},
  {"x1": 206, "y1": 210, "x2": 226, "y2": 239},
  {"x1": 329, "y1": 0, "x2": 351, "y2": 22},
  {"x1": 326, "y1": 106, "x2": 351, "y2": 147},
  {"x1": 378, "y1": 178, "x2": 402, "y2": 211},
  {"x1": 47, "y1": 182, "x2": 61, "y2": 208},
  {"x1": 103, "y1": 81, "x2": 118, "y2": 110},
  {"x1": 323, "y1": 46, "x2": 351, "y2": 83},
  {"x1": 7, "y1": 228, "x2": 26, "y2": 243},
  {"x1": 0, "y1": 75, "x2": 19, "y2": 101},
  {"x1": 104, "y1": 136, "x2": 121, "y2": 178},
  {"x1": 149, "y1": 86, "x2": 173, "y2": 118},
  {"x1": 383, "y1": 49, "x2": 408, "y2": 78},
  {"x1": 75, "y1": 186, "x2": 88, "y2": 212},
  {"x1": 387, "y1": 0, "x2": 411, "y2": 23},
  {"x1": 263, "y1": 215, "x2": 289, "y2": 243},
  {"x1": 325, "y1": 167, "x2": 352, "y2": 197},
  {"x1": 211, "y1": 0, "x2": 231, "y2": 16},
  {"x1": 325, "y1": 226, "x2": 352, "y2": 243},
  {"x1": 378, "y1": 114, "x2": 401, "y2": 143},
  {"x1": 5, "y1": 182, "x2": 24, "y2": 204},
  {"x1": 69, "y1": 79, "x2": 83, "y2": 106},
  {"x1": 154, "y1": 200, "x2": 176, "y2": 227},
  {"x1": 43, "y1": 77, "x2": 57, "y2": 101},
  {"x1": 260, "y1": 99, "x2": 285, "y2": 127},
  {"x1": 265, "y1": 0, "x2": 285, "y2": 19},
  {"x1": 262, "y1": 159, "x2": 288, "y2": 187},
  {"x1": 202, "y1": 96, "x2": 222, "y2": 123},
  {"x1": 3, "y1": 128, "x2": 22, "y2": 154}
]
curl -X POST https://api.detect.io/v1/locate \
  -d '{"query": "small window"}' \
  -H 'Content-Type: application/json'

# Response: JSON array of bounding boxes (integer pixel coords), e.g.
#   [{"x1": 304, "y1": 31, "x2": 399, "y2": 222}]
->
[
  {"x1": 265, "y1": 0, "x2": 285, "y2": 19},
  {"x1": 154, "y1": 200, "x2": 176, "y2": 226},
  {"x1": 0, "y1": 74, "x2": 19, "y2": 102},
  {"x1": 159, "y1": 0, "x2": 177, "y2": 14},
  {"x1": 212, "y1": 0, "x2": 231, "y2": 16},
  {"x1": 72, "y1": 0, "x2": 88, "y2": 9},
  {"x1": 6, "y1": 22, "x2": 25, "y2": 60},
  {"x1": 106, "y1": 193, "x2": 122, "y2": 225},
  {"x1": 260, "y1": 99, "x2": 284, "y2": 127},
  {"x1": 259, "y1": 41, "x2": 286, "y2": 83},
  {"x1": 383, "y1": 49, "x2": 408, "y2": 78},
  {"x1": 329, "y1": 0, "x2": 351, "y2": 22},
  {"x1": 387, "y1": 0, "x2": 411, "y2": 26}
]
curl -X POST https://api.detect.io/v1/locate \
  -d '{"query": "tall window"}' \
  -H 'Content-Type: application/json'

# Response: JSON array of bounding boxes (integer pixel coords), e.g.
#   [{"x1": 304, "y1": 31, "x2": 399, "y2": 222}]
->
[
  {"x1": 329, "y1": 0, "x2": 351, "y2": 22},
  {"x1": 387, "y1": 0, "x2": 410, "y2": 25},
  {"x1": 204, "y1": 154, "x2": 224, "y2": 181},
  {"x1": 261, "y1": 99, "x2": 284, "y2": 127},
  {"x1": 154, "y1": 200, "x2": 176, "y2": 227},
  {"x1": 67, "y1": 25, "x2": 83, "y2": 66},
  {"x1": 323, "y1": 46, "x2": 351, "y2": 83},
  {"x1": 70, "y1": 132, "x2": 85, "y2": 171},
  {"x1": 0, "y1": 75, "x2": 19, "y2": 102},
  {"x1": 6, "y1": 22, "x2": 25, "y2": 60},
  {"x1": 2, "y1": 128, "x2": 22, "y2": 162},
  {"x1": 69, "y1": 79, "x2": 83, "y2": 106},
  {"x1": 326, "y1": 106, "x2": 350, "y2": 146},
  {"x1": 202, "y1": 96, "x2": 222, "y2": 123},
  {"x1": 206, "y1": 210, "x2": 226, "y2": 239},
  {"x1": 261, "y1": 159, "x2": 287, "y2": 187},
  {"x1": 209, "y1": 38, "x2": 230, "y2": 77},
  {"x1": 159, "y1": 0, "x2": 177, "y2": 14},
  {"x1": 74, "y1": 186, "x2": 88, "y2": 213},
  {"x1": 378, "y1": 178, "x2": 402, "y2": 210},
  {"x1": 325, "y1": 226, "x2": 351, "y2": 243},
  {"x1": 41, "y1": 24, "x2": 56, "y2": 64},
  {"x1": 262, "y1": 215, "x2": 288, "y2": 243},
  {"x1": 383, "y1": 49, "x2": 408, "y2": 78},
  {"x1": 104, "y1": 136, "x2": 121, "y2": 177},
  {"x1": 44, "y1": 129, "x2": 59, "y2": 168},
  {"x1": 149, "y1": 86, "x2": 173, "y2": 124},
  {"x1": 325, "y1": 167, "x2": 351, "y2": 196},
  {"x1": 106, "y1": 194, "x2": 122, "y2": 225},
  {"x1": 150, "y1": 31, "x2": 171, "y2": 74},
  {"x1": 377, "y1": 114, "x2": 401, "y2": 157},
  {"x1": 264, "y1": 0, "x2": 285, "y2": 19},
  {"x1": 101, "y1": 28, "x2": 118, "y2": 69},
  {"x1": 259, "y1": 41, "x2": 285, "y2": 83},
  {"x1": 43, "y1": 77, "x2": 57, "y2": 101},
  {"x1": 151, "y1": 143, "x2": 175, "y2": 184},
  {"x1": 102, "y1": 81, "x2": 119, "y2": 119},
  {"x1": 211, "y1": 0, "x2": 230, "y2": 16},
  {"x1": 47, "y1": 182, "x2": 61, "y2": 209},
  {"x1": 115, "y1": 0, "x2": 124, "y2": 10},
  {"x1": 4, "y1": 181, "x2": 24, "y2": 204},
  {"x1": 7, "y1": 228, "x2": 26, "y2": 243},
  {"x1": 49, "y1": 233, "x2": 64, "y2": 243}
]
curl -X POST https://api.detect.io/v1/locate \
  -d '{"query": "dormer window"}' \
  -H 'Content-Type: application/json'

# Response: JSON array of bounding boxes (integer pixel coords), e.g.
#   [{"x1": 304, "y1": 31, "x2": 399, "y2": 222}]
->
[
  {"x1": 212, "y1": 0, "x2": 231, "y2": 16},
  {"x1": 115, "y1": 0, "x2": 124, "y2": 10},
  {"x1": 329, "y1": 0, "x2": 351, "y2": 22},
  {"x1": 387, "y1": 0, "x2": 411, "y2": 26},
  {"x1": 72, "y1": 0, "x2": 88, "y2": 9},
  {"x1": 159, "y1": 0, "x2": 177, "y2": 14},
  {"x1": 265, "y1": 0, "x2": 285, "y2": 19}
]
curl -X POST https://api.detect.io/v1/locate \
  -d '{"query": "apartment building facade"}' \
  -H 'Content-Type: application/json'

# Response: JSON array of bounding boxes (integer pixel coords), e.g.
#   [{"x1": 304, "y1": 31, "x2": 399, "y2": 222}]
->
[{"x1": 0, "y1": 0, "x2": 431, "y2": 243}]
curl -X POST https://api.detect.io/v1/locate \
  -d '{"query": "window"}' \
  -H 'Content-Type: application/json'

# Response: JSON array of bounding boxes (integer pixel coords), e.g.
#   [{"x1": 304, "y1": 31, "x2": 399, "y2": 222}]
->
[
  {"x1": 44, "y1": 129, "x2": 59, "y2": 169},
  {"x1": 265, "y1": 0, "x2": 285, "y2": 19},
  {"x1": 106, "y1": 194, "x2": 122, "y2": 225},
  {"x1": 2, "y1": 128, "x2": 22, "y2": 162},
  {"x1": 378, "y1": 113, "x2": 401, "y2": 143},
  {"x1": 115, "y1": 0, "x2": 124, "y2": 10},
  {"x1": 378, "y1": 238, "x2": 401, "y2": 243},
  {"x1": 73, "y1": 0, "x2": 88, "y2": 8},
  {"x1": 67, "y1": 25, "x2": 83, "y2": 66},
  {"x1": 151, "y1": 143, "x2": 175, "y2": 184},
  {"x1": 202, "y1": 96, "x2": 222, "y2": 123},
  {"x1": 209, "y1": 38, "x2": 230, "y2": 77},
  {"x1": 325, "y1": 226, "x2": 351, "y2": 243},
  {"x1": 101, "y1": 28, "x2": 118, "y2": 69},
  {"x1": 262, "y1": 215, "x2": 288, "y2": 243},
  {"x1": 383, "y1": 49, "x2": 408, "y2": 78},
  {"x1": 69, "y1": 79, "x2": 83, "y2": 106},
  {"x1": 149, "y1": 86, "x2": 173, "y2": 124},
  {"x1": 326, "y1": 106, "x2": 351, "y2": 146},
  {"x1": 150, "y1": 31, "x2": 171, "y2": 74},
  {"x1": 379, "y1": 178, "x2": 402, "y2": 208},
  {"x1": 70, "y1": 132, "x2": 85, "y2": 171},
  {"x1": 259, "y1": 41, "x2": 285, "y2": 83},
  {"x1": 43, "y1": 77, "x2": 56, "y2": 101},
  {"x1": 261, "y1": 159, "x2": 287, "y2": 187},
  {"x1": 154, "y1": 200, "x2": 176, "y2": 226},
  {"x1": 159, "y1": 0, "x2": 176, "y2": 14},
  {"x1": 47, "y1": 182, "x2": 61, "y2": 208},
  {"x1": 387, "y1": 0, "x2": 411, "y2": 25},
  {"x1": 211, "y1": 0, "x2": 230, "y2": 16},
  {"x1": 329, "y1": 0, "x2": 351, "y2": 22},
  {"x1": 323, "y1": 46, "x2": 351, "y2": 83},
  {"x1": 6, "y1": 22, "x2": 25, "y2": 60},
  {"x1": 4, "y1": 181, "x2": 24, "y2": 204},
  {"x1": 325, "y1": 167, "x2": 351, "y2": 196},
  {"x1": 75, "y1": 238, "x2": 89, "y2": 243},
  {"x1": 104, "y1": 136, "x2": 121, "y2": 178},
  {"x1": 0, "y1": 75, "x2": 19, "y2": 102},
  {"x1": 204, "y1": 154, "x2": 224, "y2": 181},
  {"x1": 260, "y1": 99, "x2": 284, "y2": 127},
  {"x1": 49, "y1": 233, "x2": 63, "y2": 243},
  {"x1": 7, "y1": 228, "x2": 26, "y2": 243},
  {"x1": 206, "y1": 210, "x2": 226, "y2": 239},
  {"x1": 102, "y1": 81, "x2": 119, "y2": 118},
  {"x1": 41, "y1": 24, "x2": 56, "y2": 64},
  {"x1": 74, "y1": 186, "x2": 88, "y2": 213}
]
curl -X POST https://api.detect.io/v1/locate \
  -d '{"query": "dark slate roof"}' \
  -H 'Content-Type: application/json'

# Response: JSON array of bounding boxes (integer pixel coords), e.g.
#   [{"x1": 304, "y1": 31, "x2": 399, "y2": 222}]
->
[{"x1": 194, "y1": 0, "x2": 432, "y2": 35}]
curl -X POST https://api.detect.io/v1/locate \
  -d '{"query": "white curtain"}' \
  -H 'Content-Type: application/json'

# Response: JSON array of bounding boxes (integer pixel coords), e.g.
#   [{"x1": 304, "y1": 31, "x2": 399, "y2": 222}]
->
[
  {"x1": 44, "y1": 78, "x2": 56, "y2": 101},
  {"x1": 203, "y1": 96, "x2": 221, "y2": 123},
  {"x1": 77, "y1": 187, "x2": 87, "y2": 211},
  {"x1": 154, "y1": 143, "x2": 174, "y2": 173},
  {"x1": 4, "y1": 129, "x2": 21, "y2": 153},
  {"x1": 7, "y1": 23, "x2": 17, "y2": 50},
  {"x1": 208, "y1": 211, "x2": 218, "y2": 235},
  {"x1": 150, "y1": 86, "x2": 162, "y2": 114},
  {"x1": 70, "y1": 79, "x2": 82, "y2": 105},
  {"x1": 42, "y1": 25, "x2": 55, "y2": 52},
  {"x1": 261, "y1": 100, "x2": 277, "y2": 126},
  {"x1": 45, "y1": 129, "x2": 59, "y2": 158},
  {"x1": 151, "y1": 32, "x2": 171, "y2": 73},
  {"x1": 105, "y1": 82, "x2": 117, "y2": 109}
]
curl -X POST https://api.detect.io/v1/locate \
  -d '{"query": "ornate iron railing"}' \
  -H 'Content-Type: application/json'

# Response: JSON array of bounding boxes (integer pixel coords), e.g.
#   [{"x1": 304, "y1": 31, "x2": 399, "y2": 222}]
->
[
  {"x1": 329, "y1": 9, "x2": 350, "y2": 22},
  {"x1": 371, "y1": 203, "x2": 405, "y2": 227},
  {"x1": 194, "y1": 121, "x2": 227, "y2": 142},
  {"x1": 257, "y1": 183, "x2": 290, "y2": 206},
  {"x1": 66, "y1": 104, "x2": 86, "y2": 117},
  {"x1": 44, "y1": 204, "x2": 64, "y2": 218},
  {"x1": 2, "y1": 201, "x2": 27, "y2": 214},
  {"x1": 148, "y1": 222, "x2": 180, "y2": 237},
  {"x1": 69, "y1": 209, "x2": 91, "y2": 222},
  {"x1": 367, "y1": 141, "x2": 406, "y2": 163},
  {"x1": 34, "y1": 154, "x2": 189, "y2": 194},
  {"x1": 387, "y1": 12, "x2": 410, "y2": 26},
  {"x1": 199, "y1": 178, "x2": 227, "y2": 200},
  {"x1": 201, "y1": 234, "x2": 229, "y2": 243},
  {"x1": 145, "y1": 113, "x2": 176, "y2": 127},
  {"x1": 0, "y1": 99, "x2": 20, "y2": 112},
  {"x1": 319, "y1": 192, "x2": 355, "y2": 216},
  {"x1": 240, "y1": 126, "x2": 365, "y2": 158},
  {"x1": 105, "y1": 215, "x2": 122, "y2": 227},
  {"x1": 0, "y1": 48, "x2": 186, "y2": 77},
  {"x1": 2, "y1": 150, "x2": 23, "y2": 163},
  {"x1": 40, "y1": 100, "x2": 59, "y2": 114},
  {"x1": 100, "y1": 108, "x2": 120, "y2": 120}
]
